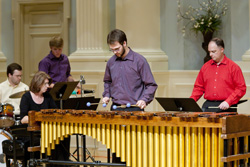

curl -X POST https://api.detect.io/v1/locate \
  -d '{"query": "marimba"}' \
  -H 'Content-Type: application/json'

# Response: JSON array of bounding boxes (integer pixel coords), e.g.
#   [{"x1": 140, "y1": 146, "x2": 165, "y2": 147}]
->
[{"x1": 28, "y1": 110, "x2": 250, "y2": 167}]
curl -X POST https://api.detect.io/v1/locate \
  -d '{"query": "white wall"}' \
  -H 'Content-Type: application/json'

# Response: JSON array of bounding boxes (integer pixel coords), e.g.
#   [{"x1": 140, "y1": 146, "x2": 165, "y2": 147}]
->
[
  {"x1": 230, "y1": 0, "x2": 250, "y2": 60},
  {"x1": 160, "y1": 0, "x2": 250, "y2": 70},
  {"x1": 1, "y1": 0, "x2": 14, "y2": 66},
  {"x1": 1, "y1": 0, "x2": 250, "y2": 70}
]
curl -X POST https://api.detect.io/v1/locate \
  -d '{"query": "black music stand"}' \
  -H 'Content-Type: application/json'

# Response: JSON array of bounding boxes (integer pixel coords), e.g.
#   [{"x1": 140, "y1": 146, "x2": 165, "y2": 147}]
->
[
  {"x1": 49, "y1": 81, "x2": 79, "y2": 109},
  {"x1": 55, "y1": 96, "x2": 100, "y2": 110},
  {"x1": 156, "y1": 97, "x2": 203, "y2": 112}
]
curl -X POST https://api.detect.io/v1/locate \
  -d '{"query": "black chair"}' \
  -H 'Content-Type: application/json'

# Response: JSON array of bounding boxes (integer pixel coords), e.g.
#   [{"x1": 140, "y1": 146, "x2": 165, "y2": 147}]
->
[
  {"x1": 2, "y1": 139, "x2": 29, "y2": 167},
  {"x1": 2, "y1": 124, "x2": 32, "y2": 167}
]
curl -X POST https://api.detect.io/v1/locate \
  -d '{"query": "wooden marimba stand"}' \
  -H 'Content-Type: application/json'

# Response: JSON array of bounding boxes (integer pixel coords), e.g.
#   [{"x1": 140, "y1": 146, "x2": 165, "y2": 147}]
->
[
  {"x1": 27, "y1": 109, "x2": 250, "y2": 167},
  {"x1": 26, "y1": 82, "x2": 123, "y2": 166},
  {"x1": 27, "y1": 110, "x2": 126, "y2": 167}
]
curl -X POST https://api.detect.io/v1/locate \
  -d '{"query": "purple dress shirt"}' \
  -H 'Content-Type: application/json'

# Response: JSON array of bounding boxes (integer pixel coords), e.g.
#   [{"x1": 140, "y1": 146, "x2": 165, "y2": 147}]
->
[
  {"x1": 103, "y1": 48, "x2": 158, "y2": 105},
  {"x1": 39, "y1": 51, "x2": 71, "y2": 83}
]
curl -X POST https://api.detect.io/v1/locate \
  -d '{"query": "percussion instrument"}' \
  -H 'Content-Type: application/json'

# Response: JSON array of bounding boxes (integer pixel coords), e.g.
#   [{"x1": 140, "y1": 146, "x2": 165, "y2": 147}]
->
[
  {"x1": 28, "y1": 110, "x2": 250, "y2": 167},
  {"x1": 0, "y1": 129, "x2": 13, "y2": 167},
  {"x1": 9, "y1": 90, "x2": 28, "y2": 99},
  {"x1": 86, "y1": 102, "x2": 107, "y2": 107},
  {"x1": 0, "y1": 103, "x2": 15, "y2": 128},
  {"x1": 112, "y1": 103, "x2": 138, "y2": 109}
]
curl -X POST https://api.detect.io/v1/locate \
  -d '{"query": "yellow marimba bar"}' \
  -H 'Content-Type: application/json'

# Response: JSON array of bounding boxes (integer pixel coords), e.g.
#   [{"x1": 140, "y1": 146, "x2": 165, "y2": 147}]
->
[{"x1": 28, "y1": 110, "x2": 250, "y2": 167}]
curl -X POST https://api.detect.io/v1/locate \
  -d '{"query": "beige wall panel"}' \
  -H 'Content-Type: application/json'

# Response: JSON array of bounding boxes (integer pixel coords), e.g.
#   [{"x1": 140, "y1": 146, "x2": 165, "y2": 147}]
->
[
  {"x1": 23, "y1": 4, "x2": 63, "y2": 83},
  {"x1": 0, "y1": 0, "x2": 7, "y2": 71},
  {"x1": 242, "y1": 0, "x2": 250, "y2": 61},
  {"x1": 71, "y1": 70, "x2": 250, "y2": 114},
  {"x1": 174, "y1": 83, "x2": 195, "y2": 97},
  {"x1": 0, "y1": 72, "x2": 6, "y2": 83},
  {"x1": 116, "y1": 0, "x2": 160, "y2": 50},
  {"x1": 70, "y1": 62, "x2": 107, "y2": 72},
  {"x1": 12, "y1": 0, "x2": 70, "y2": 84}
]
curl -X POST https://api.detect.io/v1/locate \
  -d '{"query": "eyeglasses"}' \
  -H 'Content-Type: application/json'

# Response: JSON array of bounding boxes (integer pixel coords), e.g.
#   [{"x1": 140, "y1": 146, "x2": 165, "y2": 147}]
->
[
  {"x1": 13, "y1": 75, "x2": 22, "y2": 78},
  {"x1": 43, "y1": 82, "x2": 50, "y2": 86},
  {"x1": 109, "y1": 45, "x2": 121, "y2": 53}
]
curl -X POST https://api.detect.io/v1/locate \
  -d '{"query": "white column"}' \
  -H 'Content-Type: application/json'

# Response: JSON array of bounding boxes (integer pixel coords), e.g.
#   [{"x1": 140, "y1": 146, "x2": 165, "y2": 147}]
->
[
  {"x1": 0, "y1": 0, "x2": 7, "y2": 70},
  {"x1": 116, "y1": 0, "x2": 168, "y2": 71},
  {"x1": 69, "y1": 0, "x2": 110, "y2": 72},
  {"x1": 242, "y1": 0, "x2": 250, "y2": 61}
]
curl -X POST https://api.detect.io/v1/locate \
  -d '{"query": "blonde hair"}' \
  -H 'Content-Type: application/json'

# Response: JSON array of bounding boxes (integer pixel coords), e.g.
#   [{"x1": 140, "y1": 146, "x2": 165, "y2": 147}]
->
[{"x1": 49, "y1": 36, "x2": 63, "y2": 48}]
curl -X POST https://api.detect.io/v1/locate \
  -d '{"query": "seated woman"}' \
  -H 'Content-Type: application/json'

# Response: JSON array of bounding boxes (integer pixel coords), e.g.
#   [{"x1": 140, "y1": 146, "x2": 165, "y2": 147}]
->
[
  {"x1": 20, "y1": 71, "x2": 70, "y2": 167},
  {"x1": 20, "y1": 71, "x2": 56, "y2": 124}
]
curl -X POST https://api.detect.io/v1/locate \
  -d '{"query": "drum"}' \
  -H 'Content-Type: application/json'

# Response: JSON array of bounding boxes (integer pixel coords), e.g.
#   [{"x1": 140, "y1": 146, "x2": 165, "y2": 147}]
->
[
  {"x1": 0, "y1": 103, "x2": 15, "y2": 128},
  {"x1": 0, "y1": 129, "x2": 12, "y2": 167}
]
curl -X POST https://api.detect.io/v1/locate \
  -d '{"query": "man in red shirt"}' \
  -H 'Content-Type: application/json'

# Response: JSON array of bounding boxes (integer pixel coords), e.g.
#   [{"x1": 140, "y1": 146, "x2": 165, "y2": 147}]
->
[{"x1": 190, "y1": 38, "x2": 246, "y2": 112}]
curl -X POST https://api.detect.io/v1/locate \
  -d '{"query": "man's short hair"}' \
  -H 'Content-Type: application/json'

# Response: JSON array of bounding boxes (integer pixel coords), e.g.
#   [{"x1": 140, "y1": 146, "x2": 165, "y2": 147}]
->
[
  {"x1": 29, "y1": 71, "x2": 52, "y2": 93},
  {"x1": 7, "y1": 63, "x2": 22, "y2": 77},
  {"x1": 210, "y1": 38, "x2": 225, "y2": 49},
  {"x1": 49, "y1": 36, "x2": 64, "y2": 48},
  {"x1": 107, "y1": 29, "x2": 127, "y2": 45}
]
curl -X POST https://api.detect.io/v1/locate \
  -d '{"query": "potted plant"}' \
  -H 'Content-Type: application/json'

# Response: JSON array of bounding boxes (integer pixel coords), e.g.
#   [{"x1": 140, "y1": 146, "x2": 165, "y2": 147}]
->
[{"x1": 177, "y1": 0, "x2": 228, "y2": 63}]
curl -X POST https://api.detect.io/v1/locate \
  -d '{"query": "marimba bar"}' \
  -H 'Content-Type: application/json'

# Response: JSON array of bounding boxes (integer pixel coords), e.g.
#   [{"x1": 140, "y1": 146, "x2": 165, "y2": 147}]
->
[{"x1": 28, "y1": 110, "x2": 250, "y2": 167}]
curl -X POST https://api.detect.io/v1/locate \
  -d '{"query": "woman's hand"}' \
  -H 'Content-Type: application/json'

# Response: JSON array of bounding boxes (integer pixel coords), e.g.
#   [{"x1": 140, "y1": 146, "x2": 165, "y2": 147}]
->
[{"x1": 21, "y1": 116, "x2": 29, "y2": 124}]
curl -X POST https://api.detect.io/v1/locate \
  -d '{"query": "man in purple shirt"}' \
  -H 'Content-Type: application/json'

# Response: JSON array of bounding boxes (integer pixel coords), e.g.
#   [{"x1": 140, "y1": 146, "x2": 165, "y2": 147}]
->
[
  {"x1": 38, "y1": 36, "x2": 75, "y2": 166},
  {"x1": 39, "y1": 36, "x2": 77, "y2": 88},
  {"x1": 102, "y1": 29, "x2": 158, "y2": 111}
]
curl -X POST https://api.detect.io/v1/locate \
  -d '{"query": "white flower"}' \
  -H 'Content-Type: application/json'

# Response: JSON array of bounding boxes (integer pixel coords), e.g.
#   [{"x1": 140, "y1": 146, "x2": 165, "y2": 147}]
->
[{"x1": 177, "y1": 0, "x2": 227, "y2": 34}]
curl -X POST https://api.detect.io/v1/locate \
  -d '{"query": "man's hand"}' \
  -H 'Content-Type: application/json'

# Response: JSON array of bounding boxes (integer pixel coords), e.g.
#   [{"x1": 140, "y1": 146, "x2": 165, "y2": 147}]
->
[
  {"x1": 136, "y1": 100, "x2": 146, "y2": 109},
  {"x1": 76, "y1": 82, "x2": 81, "y2": 89},
  {"x1": 102, "y1": 97, "x2": 110, "y2": 104},
  {"x1": 219, "y1": 101, "x2": 229, "y2": 110},
  {"x1": 67, "y1": 76, "x2": 81, "y2": 89},
  {"x1": 49, "y1": 83, "x2": 55, "y2": 89}
]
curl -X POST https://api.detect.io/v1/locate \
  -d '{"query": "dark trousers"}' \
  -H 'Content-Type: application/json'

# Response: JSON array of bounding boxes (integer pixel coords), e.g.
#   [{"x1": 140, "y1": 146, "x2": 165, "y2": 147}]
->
[{"x1": 202, "y1": 100, "x2": 237, "y2": 112}]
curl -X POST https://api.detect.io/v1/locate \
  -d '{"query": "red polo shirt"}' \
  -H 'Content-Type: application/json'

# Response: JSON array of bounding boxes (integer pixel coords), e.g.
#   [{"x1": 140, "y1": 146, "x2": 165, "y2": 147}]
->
[{"x1": 190, "y1": 55, "x2": 246, "y2": 106}]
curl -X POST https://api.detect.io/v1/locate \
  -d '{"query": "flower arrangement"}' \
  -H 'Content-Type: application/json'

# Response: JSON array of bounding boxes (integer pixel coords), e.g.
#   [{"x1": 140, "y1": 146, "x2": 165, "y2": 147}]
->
[{"x1": 177, "y1": 0, "x2": 228, "y2": 36}]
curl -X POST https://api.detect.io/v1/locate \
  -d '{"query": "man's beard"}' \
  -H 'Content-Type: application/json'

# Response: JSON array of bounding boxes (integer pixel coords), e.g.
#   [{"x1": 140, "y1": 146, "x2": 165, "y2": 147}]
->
[{"x1": 116, "y1": 46, "x2": 125, "y2": 58}]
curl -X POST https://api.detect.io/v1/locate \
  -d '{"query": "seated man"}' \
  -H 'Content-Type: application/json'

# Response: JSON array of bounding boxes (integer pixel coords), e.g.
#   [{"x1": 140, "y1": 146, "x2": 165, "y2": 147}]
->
[
  {"x1": 0, "y1": 63, "x2": 29, "y2": 117},
  {"x1": 190, "y1": 38, "x2": 246, "y2": 112}
]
